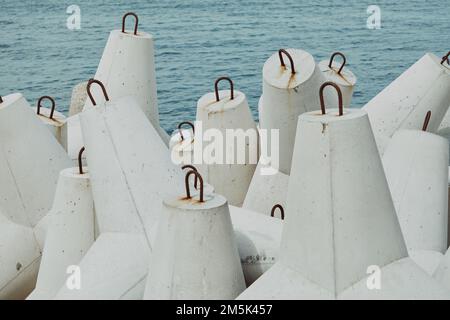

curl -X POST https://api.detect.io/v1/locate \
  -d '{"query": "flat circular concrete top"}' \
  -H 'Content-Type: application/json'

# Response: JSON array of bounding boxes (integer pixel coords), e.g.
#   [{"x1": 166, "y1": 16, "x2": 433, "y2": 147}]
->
[
  {"x1": 0, "y1": 93, "x2": 22, "y2": 110},
  {"x1": 60, "y1": 167, "x2": 90, "y2": 179},
  {"x1": 300, "y1": 108, "x2": 366, "y2": 123},
  {"x1": 164, "y1": 193, "x2": 227, "y2": 211},
  {"x1": 111, "y1": 29, "x2": 153, "y2": 40},
  {"x1": 319, "y1": 60, "x2": 357, "y2": 87},
  {"x1": 169, "y1": 129, "x2": 194, "y2": 150},
  {"x1": 263, "y1": 49, "x2": 315, "y2": 89},
  {"x1": 32, "y1": 107, "x2": 66, "y2": 126},
  {"x1": 197, "y1": 90, "x2": 246, "y2": 114}
]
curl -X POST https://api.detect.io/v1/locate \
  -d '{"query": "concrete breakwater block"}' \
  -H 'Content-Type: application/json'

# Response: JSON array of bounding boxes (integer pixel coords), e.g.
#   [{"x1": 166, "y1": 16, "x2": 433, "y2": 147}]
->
[
  {"x1": 259, "y1": 49, "x2": 332, "y2": 175},
  {"x1": 383, "y1": 128, "x2": 448, "y2": 275},
  {"x1": 319, "y1": 52, "x2": 357, "y2": 109},
  {"x1": 0, "y1": 93, "x2": 71, "y2": 228},
  {"x1": 144, "y1": 171, "x2": 246, "y2": 299},
  {"x1": 28, "y1": 164, "x2": 95, "y2": 300},
  {"x1": 229, "y1": 205, "x2": 282, "y2": 286},
  {"x1": 196, "y1": 77, "x2": 257, "y2": 206},
  {"x1": 84, "y1": 13, "x2": 169, "y2": 145},
  {"x1": 363, "y1": 52, "x2": 450, "y2": 155},
  {"x1": 80, "y1": 80, "x2": 183, "y2": 245},
  {"x1": 32, "y1": 96, "x2": 67, "y2": 150},
  {"x1": 0, "y1": 213, "x2": 41, "y2": 300},
  {"x1": 238, "y1": 84, "x2": 450, "y2": 299}
]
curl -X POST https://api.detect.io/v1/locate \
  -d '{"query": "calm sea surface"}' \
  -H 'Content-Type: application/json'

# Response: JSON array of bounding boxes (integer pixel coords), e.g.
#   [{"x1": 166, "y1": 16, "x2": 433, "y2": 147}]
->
[{"x1": 0, "y1": 0, "x2": 449, "y2": 132}]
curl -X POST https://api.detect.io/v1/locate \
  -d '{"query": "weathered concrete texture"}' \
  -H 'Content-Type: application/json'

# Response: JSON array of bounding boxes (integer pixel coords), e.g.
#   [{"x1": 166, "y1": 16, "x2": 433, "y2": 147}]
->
[
  {"x1": 259, "y1": 49, "x2": 332, "y2": 175},
  {"x1": 54, "y1": 232, "x2": 150, "y2": 300},
  {"x1": 238, "y1": 108, "x2": 450, "y2": 299},
  {"x1": 32, "y1": 107, "x2": 67, "y2": 150},
  {"x1": 243, "y1": 157, "x2": 289, "y2": 217},
  {"x1": 196, "y1": 89, "x2": 257, "y2": 206},
  {"x1": 363, "y1": 53, "x2": 450, "y2": 155},
  {"x1": 229, "y1": 205, "x2": 282, "y2": 286},
  {"x1": 69, "y1": 81, "x2": 88, "y2": 117},
  {"x1": 0, "y1": 93, "x2": 71, "y2": 228},
  {"x1": 383, "y1": 130, "x2": 448, "y2": 254},
  {"x1": 29, "y1": 168, "x2": 95, "y2": 300},
  {"x1": 144, "y1": 193, "x2": 246, "y2": 299},
  {"x1": 0, "y1": 213, "x2": 41, "y2": 300},
  {"x1": 85, "y1": 30, "x2": 160, "y2": 131},
  {"x1": 319, "y1": 59, "x2": 356, "y2": 108},
  {"x1": 80, "y1": 95, "x2": 183, "y2": 246}
]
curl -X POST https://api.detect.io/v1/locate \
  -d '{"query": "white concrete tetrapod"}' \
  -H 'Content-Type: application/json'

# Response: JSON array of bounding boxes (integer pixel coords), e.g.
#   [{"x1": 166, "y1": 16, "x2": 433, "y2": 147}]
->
[
  {"x1": 29, "y1": 152, "x2": 95, "y2": 300},
  {"x1": 363, "y1": 52, "x2": 450, "y2": 155},
  {"x1": 80, "y1": 80, "x2": 183, "y2": 246},
  {"x1": 84, "y1": 13, "x2": 169, "y2": 144},
  {"x1": 196, "y1": 77, "x2": 258, "y2": 206},
  {"x1": 229, "y1": 205, "x2": 282, "y2": 286},
  {"x1": 238, "y1": 83, "x2": 450, "y2": 300},
  {"x1": 0, "y1": 93, "x2": 72, "y2": 227},
  {"x1": 243, "y1": 157, "x2": 289, "y2": 217},
  {"x1": 32, "y1": 96, "x2": 67, "y2": 150},
  {"x1": 144, "y1": 171, "x2": 246, "y2": 300},
  {"x1": 319, "y1": 52, "x2": 357, "y2": 108},
  {"x1": 383, "y1": 124, "x2": 449, "y2": 255},
  {"x1": 0, "y1": 212, "x2": 41, "y2": 300},
  {"x1": 259, "y1": 48, "x2": 331, "y2": 175},
  {"x1": 69, "y1": 81, "x2": 88, "y2": 117},
  {"x1": 54, "y1": 232, "x2": 150, "y2": 300}
]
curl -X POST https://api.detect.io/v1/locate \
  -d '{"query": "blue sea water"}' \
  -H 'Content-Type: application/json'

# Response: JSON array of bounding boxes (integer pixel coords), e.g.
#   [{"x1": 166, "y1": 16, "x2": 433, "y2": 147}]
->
[{"x1": 0, "y1": 0, "x2": 448, "y2": 133}]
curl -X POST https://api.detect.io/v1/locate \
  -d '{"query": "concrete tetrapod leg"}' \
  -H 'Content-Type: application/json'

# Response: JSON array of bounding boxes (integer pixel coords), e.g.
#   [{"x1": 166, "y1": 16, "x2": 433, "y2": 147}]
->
[
  {"x1": 383, "y1": 126, "x2": 448, "y2": 274},
  {"x1": 196, "y1": 77, "x2": 258, "y2": 206},
  {"x1": 80, "y1": 80, "x2": 183, "y2": 246},
  {"x1": 229, "y1": 205, "x2": 282, "y2": 286},
  {"x1": 242, "y1": 157, "x2": 289, "y2": 217},
  {"x1": 144, "y1": 171, "x2": 246, "y2": 300},
  {"x1": 69, "y1": 81, "x2": 88, "y2": 117},
  {"x1": 54, "y1": 232, "x2": 150, "y2": 300},
  {"x1": 32, "y1": 96, "x2": 67, "y2": 150},
  {"x1": 319, "y1": 52, "x2": 357, "y2": 108},
  {"x1": 84, "y1": 13, "x2": 168, "y2": 144},
  {"x1": 363, "y1": 52, "x2": 450, "y2": 155},
  {"x1": 238, "y1": 83, "x2": 450, "y2": 300},
  {"x1": 259, "y1": 49, "x2": 331, "y2": 175},
  {"x1": 0, "y1": 213, "x2": 41, "y2": 300},
  {"x1": 28, "y1": 155, "x2": 95, "y2": 300},
  {"x1": 0, "y1": 93, "x2": 71, "y2": 228}
]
